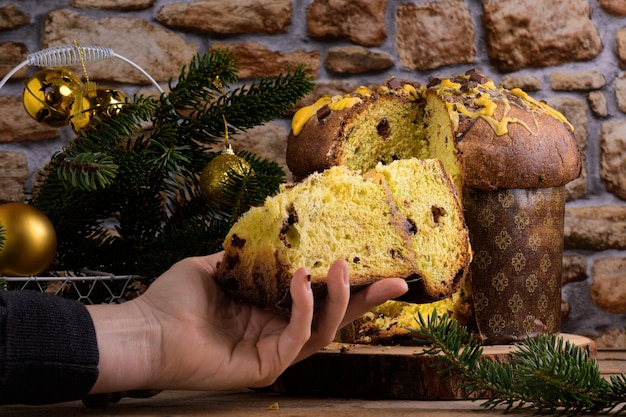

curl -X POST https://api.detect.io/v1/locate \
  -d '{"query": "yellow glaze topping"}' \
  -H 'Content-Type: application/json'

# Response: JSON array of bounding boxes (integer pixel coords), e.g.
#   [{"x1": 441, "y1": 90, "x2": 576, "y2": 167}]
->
[
  {"x1": 291, "y1": 94, "x2": 364, "y2": 136},
  {"x1": 401, "y1": 83, "x2": 420, "y2": 100},
  {"x1": 330, "y1": 96, "x2": 362, "y2": 111},
  {"x1": 509, "y1": 88, "x2": 573, "y2": 131},
  {"x1": 354, "y1": 86, "x2": 372, "y2": 98},
  {"x1": 291, "y1": 96, "x2": 333, "y2": 136},
  {"x1": 435, "y1": 73, "x2": 572, "y2": 136}
]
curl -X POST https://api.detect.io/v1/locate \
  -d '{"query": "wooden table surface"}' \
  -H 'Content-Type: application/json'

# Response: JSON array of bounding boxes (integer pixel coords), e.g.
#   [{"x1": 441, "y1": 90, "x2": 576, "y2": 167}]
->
[{"x1": 2, "y1": 349, "x2": 625, "y2": 417}]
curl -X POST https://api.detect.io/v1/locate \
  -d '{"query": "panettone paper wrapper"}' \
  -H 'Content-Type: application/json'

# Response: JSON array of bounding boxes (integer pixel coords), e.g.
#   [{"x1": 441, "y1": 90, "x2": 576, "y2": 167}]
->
[{"x1": 464, "y1": 187, "x2": 565, "y2": 345}]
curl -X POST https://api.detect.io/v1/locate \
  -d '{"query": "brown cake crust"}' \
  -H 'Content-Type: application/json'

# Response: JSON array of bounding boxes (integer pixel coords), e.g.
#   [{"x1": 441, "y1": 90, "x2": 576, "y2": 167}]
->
[
  {"x1": 286, "y1": 75, "x2": 582, "y2": 190},
  {"x1": 286, "y1": 91, "x2": 418, "y2": 179},
  {"x1": 454, "y1": 95, "x2": 582, "y2": 190}
]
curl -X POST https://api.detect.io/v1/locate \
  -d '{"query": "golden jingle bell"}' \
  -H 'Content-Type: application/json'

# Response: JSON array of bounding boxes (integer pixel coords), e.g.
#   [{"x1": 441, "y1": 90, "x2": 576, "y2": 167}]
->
[
  {"x1": 23, "y1": 68, "x2": 84, "y2": 127},
  {"x1": 0, "y1": 202, "x2": 57, "y2": 277},
  {"x1": 199, "y1": 146, "x2": 253, "y2": 208},
  {"x1": 70, "y1": 85, "x2": 127, "y2": 132}
]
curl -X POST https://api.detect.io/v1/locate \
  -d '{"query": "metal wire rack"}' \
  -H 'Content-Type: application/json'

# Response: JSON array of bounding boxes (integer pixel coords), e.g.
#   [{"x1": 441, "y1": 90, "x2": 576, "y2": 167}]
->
[{"x1": 1, "y1": 272, "x2": 149, "y2": 304}]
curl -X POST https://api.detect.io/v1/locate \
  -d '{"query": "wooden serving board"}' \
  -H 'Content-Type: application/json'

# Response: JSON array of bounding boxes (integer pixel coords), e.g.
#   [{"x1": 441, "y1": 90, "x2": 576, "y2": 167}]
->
[{"x1": 267, "y1": 334, "x2": 595, "y2": 400}]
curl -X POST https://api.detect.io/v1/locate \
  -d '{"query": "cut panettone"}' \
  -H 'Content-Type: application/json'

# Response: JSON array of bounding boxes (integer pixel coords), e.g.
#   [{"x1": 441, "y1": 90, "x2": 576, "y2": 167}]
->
[
  {"x1": 287, "y1": 70, "x2": 582, "y2": 344},
  {"x1": 215, "y1": 158, "x2": 471, "y2": 315},
  {"x1": 287, "y1": 70, "x2": 581, "y2": 195}
]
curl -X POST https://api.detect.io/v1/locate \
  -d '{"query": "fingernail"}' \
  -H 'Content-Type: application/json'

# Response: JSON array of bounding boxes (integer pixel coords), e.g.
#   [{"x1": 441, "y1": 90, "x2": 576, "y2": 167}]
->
[{"x1": 342, "y1": 262, "x2": 350, "y2": 286}]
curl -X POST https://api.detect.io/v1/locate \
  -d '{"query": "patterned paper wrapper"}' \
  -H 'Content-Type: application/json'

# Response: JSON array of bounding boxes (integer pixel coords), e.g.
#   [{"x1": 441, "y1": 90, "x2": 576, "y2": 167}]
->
[{"x1": 463, "y1": 187, "x2": 565, "y2": 345}]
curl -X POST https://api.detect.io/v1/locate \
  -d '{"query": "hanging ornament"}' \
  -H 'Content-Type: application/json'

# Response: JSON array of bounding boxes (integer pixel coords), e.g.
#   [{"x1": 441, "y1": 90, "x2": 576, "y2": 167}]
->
[
  {"x1": 22, "y1": 68, "x2": 83, "y2": 127},
  {"x1": 69, "y1": 42, "x2": 128, "y2": 133},
  {"x1": 70, "y1": 84, "x2": 127, "y2": 132},
  {"x1": 199, "y1": 115, "x2": 253, "y2": 208},
  {"x1": 199, "y1": 145, "x2": 252, "y2": 208},
  {"x1": 0, "y1": 202, "x2": 57, "y2": 276}
]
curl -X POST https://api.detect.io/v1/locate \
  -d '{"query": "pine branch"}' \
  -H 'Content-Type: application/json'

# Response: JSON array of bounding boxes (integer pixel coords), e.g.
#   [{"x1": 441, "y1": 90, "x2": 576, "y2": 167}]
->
[
  {"x1": 0, "y1": 221, "x2": 5, "y2": 251},
  {"x1": 182, "y1": 65, "x2": 315, "y2": 143},
  {"x1": 411, "y1": 311, "x2": 626, "y2": 415},
  {"x1": 29, "y1": 49, "x2": 310, "y2": 279},
  {"x1": 168, "y1": 49, "x2": 239, "y2": 111}
]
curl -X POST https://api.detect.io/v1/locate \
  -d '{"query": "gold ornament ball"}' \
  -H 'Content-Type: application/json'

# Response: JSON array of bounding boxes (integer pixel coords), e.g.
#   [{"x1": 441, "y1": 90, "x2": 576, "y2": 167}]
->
[
  {"x1": 0, "y1": 202, "x2": 57, "y2": 276},
  {"x1": 70, "y1": 85, "x2": 127, "y2": 132},
  {"x1": 199, "y1": 148, "x2": 252, "y2": 207},
  {"x1": 23, "y1": 68, "x2": 83, "y2": 127}
]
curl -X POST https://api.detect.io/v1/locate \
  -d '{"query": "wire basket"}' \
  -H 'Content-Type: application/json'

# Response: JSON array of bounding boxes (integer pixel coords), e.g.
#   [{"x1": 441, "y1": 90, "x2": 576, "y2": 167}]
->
[{"x1": 1, "y1": 272, "x2": 149, "y2": 304}]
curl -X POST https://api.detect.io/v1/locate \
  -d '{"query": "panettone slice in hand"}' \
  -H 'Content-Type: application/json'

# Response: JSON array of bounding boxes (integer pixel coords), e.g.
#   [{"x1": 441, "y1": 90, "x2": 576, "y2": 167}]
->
[{"x1": 215, "y1": 158, "x2": 471, "y2": 316}]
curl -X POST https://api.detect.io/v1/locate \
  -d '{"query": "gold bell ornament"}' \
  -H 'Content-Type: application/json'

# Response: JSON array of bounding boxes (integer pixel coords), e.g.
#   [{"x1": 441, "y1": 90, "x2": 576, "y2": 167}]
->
[
  {"x1": 0, "y1": 202, "x2": 57, "y2": 276},
  {"x1": 199, "y1": 145, "x2": 253, "y2": 208},
  {"x1": 22, "y1": 68, "x2": 83, "y2": 127},
  {"x1": 70, "y1": 83, "x2": 127, "y2": 132},
  {"x1": 199, "y1": 116, "x2": 253, "y2": 208}
]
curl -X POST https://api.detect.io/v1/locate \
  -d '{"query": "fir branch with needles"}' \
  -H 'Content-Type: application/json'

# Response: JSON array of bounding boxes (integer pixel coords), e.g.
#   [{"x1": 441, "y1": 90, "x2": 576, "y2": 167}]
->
[
  {"x1": 29, "y1": 49, "x2": 314, "y2": 278},
  {"x1": 411, "y1": 311, "x2": 626, "y2": 415}
]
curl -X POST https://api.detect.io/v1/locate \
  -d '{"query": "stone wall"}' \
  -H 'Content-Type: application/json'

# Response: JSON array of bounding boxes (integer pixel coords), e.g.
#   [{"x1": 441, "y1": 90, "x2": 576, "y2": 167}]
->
[{"x1": 0, "y1": 0, "x2": 625, "y2": 342}]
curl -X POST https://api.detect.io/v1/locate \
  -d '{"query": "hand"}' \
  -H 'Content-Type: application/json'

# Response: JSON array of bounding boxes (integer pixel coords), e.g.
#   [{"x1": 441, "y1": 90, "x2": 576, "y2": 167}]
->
[{"x1": 87, "y1": 252, "x2": 408, "y2": 393}]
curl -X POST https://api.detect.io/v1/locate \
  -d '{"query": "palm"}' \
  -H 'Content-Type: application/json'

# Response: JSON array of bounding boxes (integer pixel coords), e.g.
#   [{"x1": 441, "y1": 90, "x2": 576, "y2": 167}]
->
[{"x1": 135, "y1": 252, "x2": 408, "y2": 391}]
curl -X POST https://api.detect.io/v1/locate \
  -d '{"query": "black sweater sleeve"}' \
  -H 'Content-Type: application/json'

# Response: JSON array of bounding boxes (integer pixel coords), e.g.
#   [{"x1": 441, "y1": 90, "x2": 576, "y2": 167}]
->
[{"x1": 0, "y1": 290, "x2": 99, "y2": 405}]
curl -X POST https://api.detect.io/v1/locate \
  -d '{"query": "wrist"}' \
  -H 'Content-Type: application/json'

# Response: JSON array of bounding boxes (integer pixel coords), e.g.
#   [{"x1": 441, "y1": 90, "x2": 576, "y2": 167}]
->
[{"x1": 86, "y1": 299, "x2": 162, "y2": 393}]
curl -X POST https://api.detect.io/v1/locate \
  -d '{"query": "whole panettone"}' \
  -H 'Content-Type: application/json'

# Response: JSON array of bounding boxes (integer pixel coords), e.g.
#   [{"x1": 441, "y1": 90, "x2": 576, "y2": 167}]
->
[{"x1": 215, "y1": 158, "x2": 471, "y2": 316}]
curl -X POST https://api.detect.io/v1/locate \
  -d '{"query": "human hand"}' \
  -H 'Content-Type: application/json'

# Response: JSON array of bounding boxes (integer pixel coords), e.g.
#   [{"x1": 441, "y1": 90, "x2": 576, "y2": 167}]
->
[{"x1": 87, "y1": 252, "x2": 408, "y2": 393}]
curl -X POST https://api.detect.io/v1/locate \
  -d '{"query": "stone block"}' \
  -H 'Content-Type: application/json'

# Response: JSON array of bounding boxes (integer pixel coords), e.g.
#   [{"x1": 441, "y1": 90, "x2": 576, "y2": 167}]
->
[
  {"x1": 156, "y1": 0, "x2": 291, "y2": 35},
  {"x1": 396, "y1": 0, "x2": 474, "y2": 71},
  {"x1": 590, "y1": 257, "x2": 626, "y2": 314},
  {"x1": 70, "y1": 0, "x2": 154, "y2": 11},
  {"x1": 550, "y1": 71, "x2": 605, "y2": 91},
  {"x1": 600, "y1": 119, "x2": 626, "y2": 200},
  {"x1": 0, "y1": 151, "x2": 28, "y2": 202},
  {"x1": 0, "y1": 4, "x2": 29, "y2": 31},
  {"x1": 0, "y1": 97, "x2": 59, "y2": 143},
  {"x1": 41, "y1": 9, "x2": 197, "y2": 85},
  {"x1": 564, "y1": 206, "x2": 626, "y2": 250},
  {"x1": 482, "y1": 0, "x2": 602, "y2": 72},
  {"x1": 325, "y1": 47, "x2": 393, "y2": 74},
  {"x1": 0, "y1": 42, "x2": 28, "y2": 79},
  {"x1": 588, "y1": 91, "x2": 608, "y2": 118},
  {"x1": 210, "y1": 41, "x2": 320, "y2": 79},
  {"x1": 499, "y1": 74, "x2": 542, "y2": 91},
  {"x1": 307, "y1": 0, "x2": 387, "y2": 47}
]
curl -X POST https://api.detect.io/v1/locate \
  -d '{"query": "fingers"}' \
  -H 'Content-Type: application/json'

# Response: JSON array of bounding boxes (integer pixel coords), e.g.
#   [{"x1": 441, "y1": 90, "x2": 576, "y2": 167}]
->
[
  {"x1": 276, "y1": 267, "x2": 314, "y2": 367},
  {"x1": 292, "y1": 259, "x2": 351, "y2": 363}
]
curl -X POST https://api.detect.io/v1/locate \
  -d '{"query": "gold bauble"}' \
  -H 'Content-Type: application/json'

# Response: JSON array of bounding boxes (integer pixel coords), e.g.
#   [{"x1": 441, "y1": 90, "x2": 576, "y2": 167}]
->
[
  {"x1": 199, "y1": 146, "x2": 252, "y2": 208},
  {"x1": 0, "y1": 202, "x2": 57, "y2": 276},
  {"x1": 70, "y1": 85, "x2": 127, "y2": 132},
  {"x1": 23, "y1": 68, "x2": 83, "y2": 127}
]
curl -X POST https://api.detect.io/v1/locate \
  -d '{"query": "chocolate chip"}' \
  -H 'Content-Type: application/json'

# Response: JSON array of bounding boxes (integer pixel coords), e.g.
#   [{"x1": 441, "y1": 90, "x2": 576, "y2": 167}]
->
[
  {"x1": 317, "y1": 104, "x2": 330, "y2": 121},
  {"x1": 427, "y1": 77, "x2": 441, "y2": 88},
  {"x1": 387, "y1": 77, "x2": 401, "y2": 90},
  {"x1": 467, "y1": 69, "x2": 487, "y2": 84},
  {"x1": 376, "y1": 118, "x2": 391, "y2": 138},
  {"x1": 404, "y1": 218, "x2": 417, "y2": 234},
  {"x1": 431, "y1": 206, "x2": 447, "y2": 225},
  {"x1": 231, "y1": 234, "x2": 246, "y2": 248},
  {"x1": 279, "y1": 205, "x2": 299, "y2": 248}
]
